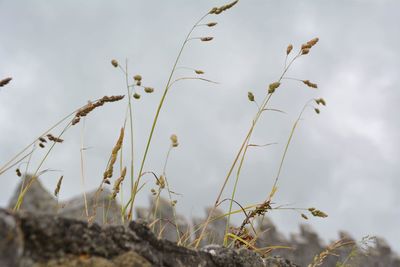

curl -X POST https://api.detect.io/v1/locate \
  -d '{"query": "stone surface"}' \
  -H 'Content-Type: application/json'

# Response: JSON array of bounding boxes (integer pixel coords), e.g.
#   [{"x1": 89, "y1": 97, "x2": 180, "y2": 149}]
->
[
  {"x1": 0, "y1": 209, "x2": 271, "y2": 267},
  {"x1": 5, "y1": 177, "x2": 400, "y2": 266}
]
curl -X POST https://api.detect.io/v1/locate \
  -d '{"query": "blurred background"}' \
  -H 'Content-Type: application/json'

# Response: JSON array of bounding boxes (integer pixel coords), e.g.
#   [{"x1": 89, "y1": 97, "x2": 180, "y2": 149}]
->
[{"x1": 1, "y1": 0, "x2": 399, "y2": 251}]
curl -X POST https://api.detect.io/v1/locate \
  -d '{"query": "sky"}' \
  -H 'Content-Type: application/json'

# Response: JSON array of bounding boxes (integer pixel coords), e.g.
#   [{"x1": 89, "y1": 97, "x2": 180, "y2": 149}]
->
[{"x1": 1, "y1": 0, "x2": 399, "y2": 252}]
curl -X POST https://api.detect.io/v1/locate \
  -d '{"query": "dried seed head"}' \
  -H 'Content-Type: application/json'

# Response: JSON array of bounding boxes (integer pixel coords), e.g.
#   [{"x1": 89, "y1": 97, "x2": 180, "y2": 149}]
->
[
  {"x1": 136, "y1": 80, "x2": 142, "y2": 86},
  {"x1": 211, "y1": 0, "x2": 239, "y2": 14},
  {"x1": 195, "y1": 70, "x2": 205, "y2": 75},
  {"x1": 314, "y1": 108, "x2": 320, "y2": 114},
  {"x1": 151, "y1": 188, "x2": 157, "y2": 195},
  {"x1": 268, "y1": 82, "x2": 281, "y2": 94},
  {"x1": 111, "y1": 167, "x2": 127, "y2": 200},
  {"x1": 171, "y1": 200, "x2": 177, "y2": 206},
  {"x1": 207, "y1": 22, "x2": 218, "y2": 27},
  {"x1": 54, "y1": 175, "x2": 64, "y2": 197},
  {"x1": 0, "y1": 77, "x2": 12, "y2": 87},
  {"x1": 307, "y1": 37, "x2": 319, "y2": 47},
  {"x1": 301, "y1": 48, "x2": 310, "y2": 55},
  {"x1": 170, "y1": 134, "x2": 179, "y2": 147},
  {"x1": 133, "y1": 92, "x2": 141, "y2": 99},
  {"x1": 309, "y1": 208, "x2": 328, "y2": 218},
  {"x1": 303, "y1": 80, "x2": 318, "y2": 89},
  {"x1": 286, "y1": 44, "x2": 293, "y2": 55},
  {"x1": 247, "y1": 91, "x2": 255, "y2": 102},
  {"x1": 111, "y1": 59, "x2": 119, "y2": 68},
  {"x1": 156, "y1": 175, "x2": 166, "y2": 189},
  {"x1": 39, "y1": 143, "x2": 45, "y2": 148},
  {"x1": 16, "y1": 168, "x2": 22, "y2": 177},
  {"x1": 133, "y1": 74, "x2": 142, "y2": 81},
  {"x1": 301, "y1": 43, "x2": 312, "y2": 50},
  {"x1": 315, "y1": 97, "x2": 326, "y2": 106},
  {"x1": 39, "y1": 137, "x2": 47, "y2": 143},
  {"x1": 301, "y1": 213, "x2": 309, "y2": 220},
  {"x1": 144, "y1": 87, "x2": 154, "y2": 93},
  {"x1": 200, "y1": 37, "x2": 214, "y2": 42},
  {"x1": 47, "y1": 134, "x2": 64, "y2": 143},
  {"x1": 104, "y1": 179, "x2": 111, "y2": 185},
  {"x1": 209, "y1": 7, "x2": 218, "y2": 14},
  {"x1": 72, "y1": 95, "x2": 124, "y2": 126}
]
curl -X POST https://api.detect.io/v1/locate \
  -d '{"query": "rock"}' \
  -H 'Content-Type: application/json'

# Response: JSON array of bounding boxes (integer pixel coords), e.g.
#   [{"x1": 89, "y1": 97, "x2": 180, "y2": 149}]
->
[
  {"x1": 8, "y1": 175, "x2": 58, "y2": 213},
  {"x1": 0, "y1": 209, "x2": 24, "y2": 267},
  {"x1": 2, "y1": 208, "x2": 286, "y2": 267}
]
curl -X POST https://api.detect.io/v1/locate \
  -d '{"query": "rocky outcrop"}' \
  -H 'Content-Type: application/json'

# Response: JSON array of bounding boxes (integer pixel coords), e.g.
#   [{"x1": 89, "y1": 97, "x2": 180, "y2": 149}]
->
[
  {"x1": 0, "y1": 209, "x2": 290, "y2": 267},
  {"x1": 5, "y1": 176, "x2": 400, "y2": 266}
]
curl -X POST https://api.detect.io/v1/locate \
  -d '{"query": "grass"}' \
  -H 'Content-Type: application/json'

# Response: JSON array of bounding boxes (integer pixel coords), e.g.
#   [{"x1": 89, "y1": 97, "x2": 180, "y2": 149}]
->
[{"x1": 0, "y1": 0, "x2": 356, "y2": 265}]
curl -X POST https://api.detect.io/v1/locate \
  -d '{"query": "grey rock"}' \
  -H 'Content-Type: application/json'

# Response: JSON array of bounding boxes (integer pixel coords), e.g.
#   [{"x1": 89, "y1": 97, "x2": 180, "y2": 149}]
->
[
  {"x1": 0, "y1": 209, "x2": 24, "y2": 267},
  {"x1": 8, "y1": 175, "x2": 58, "y2": 214}
]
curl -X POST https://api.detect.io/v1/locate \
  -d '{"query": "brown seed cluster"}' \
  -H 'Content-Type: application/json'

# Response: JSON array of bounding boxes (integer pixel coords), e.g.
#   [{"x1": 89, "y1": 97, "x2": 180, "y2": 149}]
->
[
  {"x1": 144, "y1": 87, "x2": 154, "y2": 93},
  {"x1": 303, "y1": 80, "x2": 318, "y2": 89},
  {"x1": 308, "y1": 207, "x2": 328, "y2": 218},
  {"x1": 54, "y1": 175, "x2": 64, "y2": 197},
  {"x1": 247, "y1": 91, "x2": 255, "y2": 102},
  {"x1": 301, "y1": 37, "x2": 319, "y2": 55},
  {"x1": 286, "y1": 44, "x2": 293, "y2": 55},
  {"x1": 156, "y1": 175, "x2": 166, "y2": 189},
  {"x1": 72, "y1": 95, "x2": 124, "y2": 125},
  {"x1": 111, "y1": 59, "x2": 119, "y2": 68},
  {"x1": 315, "y1": 98, "x2": 326, "y2": 106},
  {"x1": 200, "y1": 37, "x2": 214, "y2": 42},
  {"x1": 0, "y1": 77, "x2": 12, "y2": 87},
  {"x1": 47, "y1": 134, "x2": 64, "y2": 143},
  {"x1": 209, "y1": 0, "x2": 239, "y2": 15},
  {"x1": 207, "y1": 22, "x2": 218, "y2": 27},
  {"x1": 268, "y1": 82, "x2": 281, "y2": 94},
  {"x1": 103, "y1": 127, "x2": 125, "y2": 184},
  {"x1": 111, "y1": 167, "x2": 127, "y2": 200},
  {"x1": 16, "y1": 168, "x2": 22, "y2": 177},
  {"x1": 170, "y1": 134, "x2": 179, "y2": 147},
  {"x1": 195, "y1": 70, "x2": 205, "y2": 75}
]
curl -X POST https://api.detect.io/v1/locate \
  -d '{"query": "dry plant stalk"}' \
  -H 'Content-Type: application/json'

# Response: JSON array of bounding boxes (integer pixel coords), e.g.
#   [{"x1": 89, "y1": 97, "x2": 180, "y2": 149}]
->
[{"x1": 308, "y1": 239, "x2": 355, "y2": 267}]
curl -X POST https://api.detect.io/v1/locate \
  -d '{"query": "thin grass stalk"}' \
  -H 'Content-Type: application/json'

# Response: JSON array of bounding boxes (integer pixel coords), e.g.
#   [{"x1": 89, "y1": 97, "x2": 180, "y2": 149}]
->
[
  {"x1": 14, "y1": 123, "x2": 72, "y2": 210},
  {"x1": 79, "y1": 118, "x2": 89, "y2": 218},
  {"x1": 127, "y1": 13, "x2": 209, "y2": 218}
]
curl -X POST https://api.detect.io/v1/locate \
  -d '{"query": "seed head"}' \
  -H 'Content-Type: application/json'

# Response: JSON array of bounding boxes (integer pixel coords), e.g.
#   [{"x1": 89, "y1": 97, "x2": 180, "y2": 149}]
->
[
  {"x1": 315, "y1": 98, "x2": 326, "y2": 106},
  {"x1": 170, "y1": 134, "x2": 179, "y2": 147},
  {"x1": 308, "y1": 207, "x2": 328, "y2": 218},
  {"x1": 301, "y1": 48, "x2": 310, "y2": 55},
  {"x1": 195, "y1": 70, "x2": 205, "y2": 75},
  {"x1": 144, "y1": 87, "x2": 154, "y2": 93},
  {"x1": 268, "y1": 82, "x2": 281, "y2": 94},
  {"x1": 303, "y1": 80, "x2": 318, "y2": 89},
  {"x1": 0, "y1": 77, "x2": 12, "y2": 87},
  {"x1": 133, "y1": 92, "x2": 141, "y2": 99},
  {"x1": 314, "y1": 108, "x2": 320, "y2": 114},
  {"x1": 247, "y1": 91, "x2": 255, "y2": 102},
  {"x1": 207, "y1": 22, "x2": 218, "y2": 27},
  {"x1": 156, "y1": 175, "x2": 166, "y2": 189},
  {"x1": 301, "y1": 213, "x2": 309, "y2": 220},
  {"x1": 286, "y1": 44, "x2": 293, "y2": 55},
  {"x1": 16, "y1": 168, "x2": 22, "y2": 177},
  {"x1": 171, "y1": 200, "x2": 177, "y2": 206},
  {"x1": 201, "y1": 37, "x2": 214, "y2": 42},
  {"x1": 133, "y1": 74, "x2": 142, "y2": 81},
  {"x1": 307, "y1": 37, "x2": 319, "y2": 47},
  {"x1": 54, "y1": 175, "x2": 64, "y2": 197},
  {"x1": 111, "y1": 59, "x2": 118, "y2": 68},
  {"x1": 39, "y1": 143, "x2": 45, "y2": 148}
]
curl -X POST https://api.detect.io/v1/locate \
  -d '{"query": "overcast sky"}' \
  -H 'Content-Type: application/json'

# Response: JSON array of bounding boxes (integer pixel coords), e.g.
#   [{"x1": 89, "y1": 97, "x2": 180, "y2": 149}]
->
[{"x1": 1, "y1": 0, "x2": 399, "y2": 252}]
